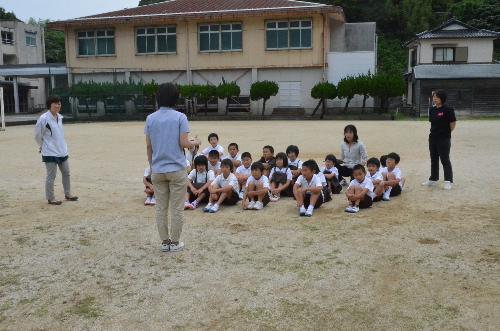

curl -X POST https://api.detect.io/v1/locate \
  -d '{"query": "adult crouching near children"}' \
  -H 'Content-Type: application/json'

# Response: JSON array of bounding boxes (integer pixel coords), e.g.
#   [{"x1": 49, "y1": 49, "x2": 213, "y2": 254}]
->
[
  {"x1": 422, "y1": 90, "x2": 456, "y2": 190},
  {"x1": 34, "y1": 96, "x2": 78, "y2": 205},
  {"x1": 145, "y1": 83, "x2": 201, "y2": 253},
  {"x1": 337, "y1": 124, "x2": 368, "y2": 185}
]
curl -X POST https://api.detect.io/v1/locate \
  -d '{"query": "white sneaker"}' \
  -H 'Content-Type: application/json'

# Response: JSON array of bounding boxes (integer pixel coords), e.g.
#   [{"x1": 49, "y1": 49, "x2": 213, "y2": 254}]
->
[
  {"x1": 145, "y1": 197, "x2": 152, "y2": 206},
  {"x1": 382, "y1": 190, "x2": 391, "y2": 201},
  {"x1": 299, "y1": 205, "x2": 306, "y2": 216},
  {"x1": 209, "y1": 204, "x2": 220, "y2": 213},
  {"x1": 191, "y1": 200, "x2": 199, "y2": 209},
  {"x1": 184, "y1": 201, "x2": 192, "y2": 210},
  {"x1": 203, "y1": 203, "x2": 213, "y2": 212},
  {"x1": 149, "y1": 197, "x2": 156, "y2": 206},
  {"x1": 351, "y1": 205, "x2": 360, "y2": 213},
  {"x1": 160, "y1": 242, "x2": 170, "y2": 252},
  {"x1": 345, "y1": 205, "x2": 354, "y2": 213},
  {"x1": 254, "y1": 201, "x2": 264, "y2": 210},
  {"x1": 247, "y1": 201, "x2": 256, "y2": 210},
  {"x1": 422, "y1": 180, "x2": 438, "y2": 187},
  {"x1": 269, "y1": 193, "x2": 280, "y2": 202},
  {"x1": 305, "y1": 206, "x2": 314, "y2": 217},
  {"x1": 340, "y1": 179, "x2": 348, "y2": 186},
  {"x1": 169, "y1": 241, "x2": 185, "y2": 252},
  {"x1": 443, "y1": 181, "x2": 452, "y2": 190},
  {"x1": 239, "y1": 191, "x2": 245, "y2": 200}
]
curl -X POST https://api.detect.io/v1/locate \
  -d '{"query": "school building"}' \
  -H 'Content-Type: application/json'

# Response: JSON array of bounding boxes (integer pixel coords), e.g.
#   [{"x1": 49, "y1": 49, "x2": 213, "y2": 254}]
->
[{"x1": 48, "y1": 0, "x2": 377, "y2": 115}]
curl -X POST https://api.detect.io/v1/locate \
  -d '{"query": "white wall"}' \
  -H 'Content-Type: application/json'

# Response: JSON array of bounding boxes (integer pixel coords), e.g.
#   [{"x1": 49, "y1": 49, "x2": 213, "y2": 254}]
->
[
  {"x1": 418, "y1": 39, "x2": 495, "y2": 64},
  {"x1": 327, "y1": 51, "x2": 376, "y2": 107}
]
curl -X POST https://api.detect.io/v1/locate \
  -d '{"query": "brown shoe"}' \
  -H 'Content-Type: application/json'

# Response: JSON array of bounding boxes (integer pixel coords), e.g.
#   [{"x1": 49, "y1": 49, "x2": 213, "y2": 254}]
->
[
  {"x1": 65, "y1": 196, "x2": 79, "y2": 201},
  {"x1": 48, "y1": 200, "x2": 62, "y2": 205}
]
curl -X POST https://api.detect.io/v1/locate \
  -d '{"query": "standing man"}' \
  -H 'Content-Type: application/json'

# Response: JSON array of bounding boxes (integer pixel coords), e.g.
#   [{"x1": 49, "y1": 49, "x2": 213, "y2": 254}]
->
[
  {"x1": 35, "y1": 96, "x2": 78, "y2": 206},
  {"x1": 422, "y1": 90, "x2": 456, "y2": 190},
  {"x1": 34, "y1": 96, "x2": 78, "y2": 205},
  {"x1": 145, "y1": 83, "x2": 200, "y2": 253}
]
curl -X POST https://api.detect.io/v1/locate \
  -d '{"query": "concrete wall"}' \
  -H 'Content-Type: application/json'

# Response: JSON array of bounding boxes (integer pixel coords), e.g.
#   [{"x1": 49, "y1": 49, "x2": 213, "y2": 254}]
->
[
  {"x1": 67, "y1": 14, "x2": 328, "y2": 73},
  {"x1": 418, "y1": 38, "x2": 495, "y2": 64}
]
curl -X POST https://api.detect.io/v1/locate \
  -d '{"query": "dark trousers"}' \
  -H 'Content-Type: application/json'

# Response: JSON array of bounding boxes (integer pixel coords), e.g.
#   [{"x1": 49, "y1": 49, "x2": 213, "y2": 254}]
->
[
  {"x1": 429, "y1": 137, "x2": 453, "y2": 182},
  {"x1": 336, "y1": 165, "x2": 353, "y2": 181}
]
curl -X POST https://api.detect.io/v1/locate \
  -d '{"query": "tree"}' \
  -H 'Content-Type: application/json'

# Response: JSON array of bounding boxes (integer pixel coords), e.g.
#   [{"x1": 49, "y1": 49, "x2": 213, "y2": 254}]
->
[
  {"x1": 216, "y1": 79, "x2": 240, "y2": 115},
  {"x1": 28, "y1": 18, "x2": 66, "y2": 63},
  {"x1": 337, "y1": 76, "x2": 357, "y2": 112},
  {"x1": 197, "y1": 84, "x2": 217, "y2": 115},
  {"x1": 310, "y1": 82, "x2": 337, "y2": 119},
  {"x1": 0, "y1": 7, "x2": 16, "y2": 20},
  {"x1": 250, "y1": 81, "x2": 279, "y2": 118},
  {"x1": 353, "y1": 73, "x2": 374, "y2": 113},
  {"x1": 370, "y1": 73, "x2": 405, "y2": 111},
  {"x1": 179, "y1": 84, "x2": 200, "y2": 117}
]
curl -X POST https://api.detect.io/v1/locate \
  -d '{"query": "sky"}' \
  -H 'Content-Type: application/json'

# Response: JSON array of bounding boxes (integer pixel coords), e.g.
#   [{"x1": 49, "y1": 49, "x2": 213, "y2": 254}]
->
[{"x1": 1, "y1": 0, "x2": 140, "y2": 22}]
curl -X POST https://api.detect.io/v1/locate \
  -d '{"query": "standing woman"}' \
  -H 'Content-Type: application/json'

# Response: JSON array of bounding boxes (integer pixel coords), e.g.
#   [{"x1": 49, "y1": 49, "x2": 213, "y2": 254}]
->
[
  {"x1": 145, "y1": 83, "x2": 201, "y2": 253},
  {"x1": 34, "y1": 96, "x2": 78, "y2": 205},
  {"x1": 423, "y1": 90, "x2": 456, "y2": 190},
  {"x1": 337, "y1": 124, "x2": 368, "y2": 185}
]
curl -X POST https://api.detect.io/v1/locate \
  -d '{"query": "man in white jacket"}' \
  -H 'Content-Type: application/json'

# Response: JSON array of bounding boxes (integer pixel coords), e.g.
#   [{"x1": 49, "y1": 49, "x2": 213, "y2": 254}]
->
[{"x1": 34, "y1": 96, "x2": 78, "y2": 205}]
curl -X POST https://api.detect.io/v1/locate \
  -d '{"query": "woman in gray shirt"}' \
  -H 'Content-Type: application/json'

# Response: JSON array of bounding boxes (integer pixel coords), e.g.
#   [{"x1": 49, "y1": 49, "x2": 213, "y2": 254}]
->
[{"x1": 337, "y1": 124, "x2": 368, "y2": 183}]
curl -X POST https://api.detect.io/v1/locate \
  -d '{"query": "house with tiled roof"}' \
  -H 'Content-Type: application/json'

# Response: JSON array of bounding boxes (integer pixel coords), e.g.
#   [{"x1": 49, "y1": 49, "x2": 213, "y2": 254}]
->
[
  {"x1": 404, "y1": 18, "x2": 500, "y2": 116},
  {"x1": 48, "y1": 0, "x2": 377, "y2": 115}
]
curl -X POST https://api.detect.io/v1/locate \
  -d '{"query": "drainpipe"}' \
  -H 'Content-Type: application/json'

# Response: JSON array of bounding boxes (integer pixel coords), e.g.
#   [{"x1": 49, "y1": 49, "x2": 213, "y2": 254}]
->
[
  {"x1": 322, "y1": 13, "x2": 327, "y2": 82},
  {"x1": 13, "y1": 76, "x2": 20, "y2": 114},
  {"x1": 185, "y1": 21, "x2": 192, "y2": 84}
]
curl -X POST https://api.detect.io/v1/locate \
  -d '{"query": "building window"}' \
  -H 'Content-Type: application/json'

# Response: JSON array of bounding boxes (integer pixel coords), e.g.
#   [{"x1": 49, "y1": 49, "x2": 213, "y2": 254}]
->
[
  {"x1": 1, "y1": 30, "x2": 14, "y2": 45},
  {"x1": 25, "y1": 31, "x2": 37, "y2": 46},
  {"x1": 266, "y1": 20, "x2": 312, "y2": 50},
  {"x1": 433, "y1": 47, "x2": 454, "y2": 63},
  {"x1": 199, "y1": 23, "x2": 242, "y2": 52},
  {"x1": 137, "y1": 26, "x2": 176, "y2": 54},
  {"x1": 410, "y1": 48, "x2": 417, "y2": 67},
  {"x1": 77, "y1": 30, "x2": 115, "y2": 56}
]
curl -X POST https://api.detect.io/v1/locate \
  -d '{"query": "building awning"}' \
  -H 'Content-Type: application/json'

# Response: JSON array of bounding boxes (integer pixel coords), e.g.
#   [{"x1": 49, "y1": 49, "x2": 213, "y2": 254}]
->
[
  {"x1": 0, "y1": 64, "x2": 67, "y2": 77},
  {"x1": 0, "y1": 80, "x2": 38, "y2": 89},
  {"x1": 413, "y1": 64, "x2": 500, "y2": 79}
]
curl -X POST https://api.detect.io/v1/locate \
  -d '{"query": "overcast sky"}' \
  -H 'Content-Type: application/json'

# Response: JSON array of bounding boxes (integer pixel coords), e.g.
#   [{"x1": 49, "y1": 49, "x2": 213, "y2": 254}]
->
[{"x1": 2, "y1": 0, "x2": 140, "y2": 22}]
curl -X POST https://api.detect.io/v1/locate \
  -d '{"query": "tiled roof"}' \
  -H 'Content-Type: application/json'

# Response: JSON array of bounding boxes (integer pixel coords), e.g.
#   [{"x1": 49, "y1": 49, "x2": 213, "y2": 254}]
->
[
  {"x1": 413, "y1": 64, "x2": 500, "y2": 79},
  {"x1": 50, "y1": 0, "x2": 341, "y2": 26},
  {"x1": 415, "y1": 18, "x2": 499, "y2": 40}
]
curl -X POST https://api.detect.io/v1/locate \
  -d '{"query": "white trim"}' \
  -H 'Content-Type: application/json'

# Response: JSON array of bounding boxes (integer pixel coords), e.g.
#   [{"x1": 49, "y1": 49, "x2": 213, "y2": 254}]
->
[{"x1": 73, "y1": 5, "x2": 329, "y2": 21}]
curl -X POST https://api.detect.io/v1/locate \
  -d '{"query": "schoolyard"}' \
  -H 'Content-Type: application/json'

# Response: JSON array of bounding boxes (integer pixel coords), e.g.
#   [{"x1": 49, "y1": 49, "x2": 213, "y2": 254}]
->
[{"x1": 0, "y1": 120, "x2": 499, "y2": 330}]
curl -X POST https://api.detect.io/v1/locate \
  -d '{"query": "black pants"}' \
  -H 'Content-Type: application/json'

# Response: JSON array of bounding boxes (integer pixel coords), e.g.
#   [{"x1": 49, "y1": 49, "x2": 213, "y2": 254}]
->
[
  {"x1": 429, "y1": 137, "x2": 453, "y2": 182},
  {"x1": 336, "y1": 165, "x2": 353, "y2": 181}
]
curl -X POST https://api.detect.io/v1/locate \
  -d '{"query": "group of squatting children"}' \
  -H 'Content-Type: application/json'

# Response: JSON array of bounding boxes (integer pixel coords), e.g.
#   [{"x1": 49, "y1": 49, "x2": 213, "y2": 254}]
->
[{"x1": 143, "y1": 133, "x2": 405, "y2": 216}]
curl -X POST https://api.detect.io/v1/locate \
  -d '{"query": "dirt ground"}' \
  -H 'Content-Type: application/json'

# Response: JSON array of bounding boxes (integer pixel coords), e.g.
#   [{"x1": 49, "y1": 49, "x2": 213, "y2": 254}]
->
[{"x1": 0, "y1": 120, "x2": 499, "y2": 331}]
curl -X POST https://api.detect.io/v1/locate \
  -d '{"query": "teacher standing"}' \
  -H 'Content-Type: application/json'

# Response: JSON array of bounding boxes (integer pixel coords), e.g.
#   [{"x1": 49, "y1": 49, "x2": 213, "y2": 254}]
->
[
  {"x1": 145, "y1": 83, "x2": 200, "y2": 253},
  {"x1": 337, "y1": 124, "x2": 368, "y2": 184},
  {"x1": 423, "y1": 90, "x2": 456, "y2": 190}
]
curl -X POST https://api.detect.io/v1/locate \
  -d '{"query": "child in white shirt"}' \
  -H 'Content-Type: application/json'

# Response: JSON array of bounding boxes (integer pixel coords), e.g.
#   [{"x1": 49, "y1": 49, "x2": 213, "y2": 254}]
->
[
  {"x1": 202, "y1": 132, "x2": 225, "y2": 158},
  {"x1": 345, "y1": 164, "x2": 374, "y2": 213},
  {"x1": 235, "y1": 152, "x2": 252, "y2": 199},
  {"x1": 205, "y1": 159, "x2": 240, "y2": 213},
  {"x1": 293, "y1": 160, "x2": 324, "y2": 217},
  {"x1": 207, "y1": 150, "x2": 222, "y2": 175},
  {"x1": 223, "y1": 142, "x2": 242, "y2": 168},
  {"x1": 143, "y1": 166, "x2": 156, "y2": 206},
  {"x1": 242, "y1": 162, "x2": 270, "y2": 211},
  {"x1": 286, "y1": 145, "x2": 303, "y2": 180},
  {"x1": 366, "y1": 157, "x2": 384, "y2": 201},
  {"x1": 185, "y1": 155, "x2": 215, "y2": 210},
  {"x1": 312, "y1": 160, "x2": 332, "y2": 203},
  {"x1": 321, "y1": 154, "x2": 342, "y2": 194},
  {"x1": 380, "y1": 152, "x2": 405, "y2": 201},
  {"x1": 269, "y1": 152, "x2": 293, "y2": 201}
]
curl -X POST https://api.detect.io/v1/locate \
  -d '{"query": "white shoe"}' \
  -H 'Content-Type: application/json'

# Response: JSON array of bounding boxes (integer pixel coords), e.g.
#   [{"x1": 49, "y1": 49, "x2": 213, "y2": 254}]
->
[
  {"x1": 443, "y1": 181, "x2": 452, "y2": 190},
  {"x1": 145, "y1": 197, "x2": 152, "y2": 206},
  {"x1": 247, "y1": 201, "x2": 256, "y2": 210},
  {"x1": 345, "y1": 205, "x2": 354, "y2": 213},
  {"x1": 382, "y1": 191, "x2": 391, "y2": 201},
  {"x1": 422, "y1": 180, "x2": 438, "y2": 187},
  {"x1": 254, "y1": 201, "x2": 264, "y2": 210},
  {"x1": 269, "y1": 193, "x2": 280, "y2": 202},
  {"x1": 340, "y1": 179, "x2": 348, "y2": 186},
  {"x1": 299, "y1": 205, "x2": 306, "y2": 216},
  {"x1": 149, "y1": 197, "x2": 156, "y2": 206},
  {"x1": 239, "y1": 191, "x2": 245, "y2": 200},
  {"x1": 169, "y1": 241, "x2": 185, "y2": 252},
  {"x1": 184, "y1": 201, "x2": 192, "y2": 210},
  {"x1": 160, "y1": 242, "x2": 170, "y2": 252},
  {"x1": 305, "y1": 206, "x2": 314, "y2": 217},
  {"x1": 191, "y1": 200, "x2": 199, "y2": 209},
  {"x1": 351, "y1": 206, "x2": 360, "y2": 213},
  {"x1": 203, "y1": 203, "x2": 213, "y2": 212},
  {"x1": 209, "y1": 204, "x2": 220, "y2": 213}
]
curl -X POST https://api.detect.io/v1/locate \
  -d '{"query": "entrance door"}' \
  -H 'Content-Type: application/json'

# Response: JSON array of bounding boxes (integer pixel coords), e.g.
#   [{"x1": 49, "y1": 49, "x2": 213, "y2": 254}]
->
[{"x1": 278, "y1": 82, "x2": 301, "y2": 107}]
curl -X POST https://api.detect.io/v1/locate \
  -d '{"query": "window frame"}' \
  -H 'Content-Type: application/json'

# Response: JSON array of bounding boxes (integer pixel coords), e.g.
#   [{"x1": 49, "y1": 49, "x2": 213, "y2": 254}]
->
[
  {"x1": 265, "y1": 19, "x2": 313, "y2": 51},
  {"x1": 1, "y1": 30, "x2": 14, "y2": 45},
  {"x1": 433, "y1": 47, "x2": 455, "y2": 63},
  {"x1": 135, "y1": 26, "x2": 177, "y2": 55},
  {"x1": 76, "y1": 29, "x2": 116, "y2": 57},
  {"x1": 25, "y1": 31, "x2": 37, "y2": 47},
  {"x1": 198, "y1": 22, "x2": 243, "y2": 53}
]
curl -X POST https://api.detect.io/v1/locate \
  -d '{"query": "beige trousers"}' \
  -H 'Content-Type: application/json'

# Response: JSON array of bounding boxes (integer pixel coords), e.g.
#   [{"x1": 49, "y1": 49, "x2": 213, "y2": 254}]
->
[{"x1": 152, "y1": 170, "x2": 187, "y2": 243}]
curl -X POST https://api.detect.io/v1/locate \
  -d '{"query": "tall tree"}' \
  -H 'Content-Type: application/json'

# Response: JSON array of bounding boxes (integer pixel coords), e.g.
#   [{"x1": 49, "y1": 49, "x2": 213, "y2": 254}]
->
[
  {"x1": 0, "y1": 7, "x2": 16, "y2": 20},
  {"x1": 28, "y1": 18, "x2": 66, "y2": 63}
]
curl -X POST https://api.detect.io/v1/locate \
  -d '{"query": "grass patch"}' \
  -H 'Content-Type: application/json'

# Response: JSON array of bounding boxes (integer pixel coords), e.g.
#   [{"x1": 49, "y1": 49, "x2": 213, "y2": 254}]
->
[
  {"x1": 67, "y1": 296, "x2": 103, "y2": 318},
  {"x1": 0, "y1": 274, "x2": 20, "y2": 287},
  {"x1": 14, "y1": 236, "x2": 30, "y2": 245}
]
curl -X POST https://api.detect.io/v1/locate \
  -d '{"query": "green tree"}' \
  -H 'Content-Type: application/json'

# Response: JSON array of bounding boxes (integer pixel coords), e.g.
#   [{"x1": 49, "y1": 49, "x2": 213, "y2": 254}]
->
[
  {"x1": 216, "y1": 79, "x2": 240, "y2": 115},
  {"x1": 370, "y1": 73, "x2": 405, "y2": 111},
  {"x1": 250, "y1": 81, "x2": 279, "y2": 118},
  {"x1": 0, "y1": 7, "x2": 16, "y2": 20},
  {"x1": 310, "y1": 82, "x2": 337, "y2": 119},
  {"x1": 197, "y1": 84, "x2": 217, "y2": 115},
  {"x1": 179, "y1": 84, "x2": 200, "y2": 116},
  {"x1": 353, "y1": 73, "x2": 374, "y2": 113},
  {"x1": 337, "y1": 76, "x2": 357, "y2": 112},
  {"x1": 28, "y1": 18, "x2": 66, "y2": 63}
]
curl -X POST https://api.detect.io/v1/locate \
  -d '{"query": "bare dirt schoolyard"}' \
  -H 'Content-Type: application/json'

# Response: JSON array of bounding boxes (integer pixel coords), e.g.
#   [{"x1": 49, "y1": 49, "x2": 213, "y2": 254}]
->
[{"x1": 0, "y1": 120, "x2": 499, "y2": 330}]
